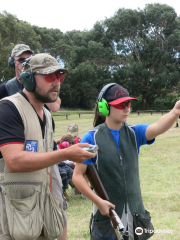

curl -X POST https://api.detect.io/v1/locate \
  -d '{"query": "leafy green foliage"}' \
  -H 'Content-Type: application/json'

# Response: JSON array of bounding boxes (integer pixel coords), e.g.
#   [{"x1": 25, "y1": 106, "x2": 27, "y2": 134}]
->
[
  {"x1": 151, "y1": 93, "x2": 180, "y2": 110},
  {"x1": 61, "y1": 62, "x2": 112, "y2": 109},
  {"x1": 103, "y1": 4, "x2": 180, "y2": 107},
  {"x1": 0, "y1": 11, "x2": 42, "y2": 83},
  {"x1": 1, "y1": 4, "x2": 180, "y2": 109}
]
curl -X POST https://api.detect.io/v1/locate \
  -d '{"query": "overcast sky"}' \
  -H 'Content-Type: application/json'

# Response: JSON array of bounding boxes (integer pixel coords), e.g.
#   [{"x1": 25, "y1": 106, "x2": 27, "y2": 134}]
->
[{"x1": 1, "y1": 0, "x2": 180, "y2": 33}]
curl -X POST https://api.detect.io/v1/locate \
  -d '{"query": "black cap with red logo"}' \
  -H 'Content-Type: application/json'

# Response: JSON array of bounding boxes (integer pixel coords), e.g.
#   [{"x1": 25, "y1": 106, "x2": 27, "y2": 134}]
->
[{"x1": 104, "y1": 84, "x2": 139, "y2": 105}]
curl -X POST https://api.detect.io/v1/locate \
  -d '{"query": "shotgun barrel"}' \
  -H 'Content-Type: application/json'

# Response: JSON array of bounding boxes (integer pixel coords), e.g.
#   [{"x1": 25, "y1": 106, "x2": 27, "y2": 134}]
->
[{"x1": 86, "y1": 163, "x2": 129, "y2": 240}]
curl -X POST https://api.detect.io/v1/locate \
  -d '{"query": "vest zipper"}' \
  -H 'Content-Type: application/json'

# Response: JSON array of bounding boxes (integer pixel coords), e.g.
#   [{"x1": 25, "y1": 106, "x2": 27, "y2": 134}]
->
[
  {"x1": 119, "y1": 153, "x2": 129, "y2": 236},
  {"x1": 119, "y1": 154, "x2": 128, "y2": 215}
]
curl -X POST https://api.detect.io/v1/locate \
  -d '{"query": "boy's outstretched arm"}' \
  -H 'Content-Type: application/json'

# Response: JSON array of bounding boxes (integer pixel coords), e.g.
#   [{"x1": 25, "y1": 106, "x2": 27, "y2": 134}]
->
[{"x1": 146, "y1": 100, "x2": 180, "y2": 141}]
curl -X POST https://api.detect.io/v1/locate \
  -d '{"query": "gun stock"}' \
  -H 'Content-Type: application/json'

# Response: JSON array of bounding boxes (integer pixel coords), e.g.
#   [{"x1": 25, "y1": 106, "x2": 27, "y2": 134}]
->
[
  {"x1": 86, "y1": 163, "x2": 109, "y2": 201},
  {"x1": 86, "y1": 163, "x2": 129, "y2": 240}
]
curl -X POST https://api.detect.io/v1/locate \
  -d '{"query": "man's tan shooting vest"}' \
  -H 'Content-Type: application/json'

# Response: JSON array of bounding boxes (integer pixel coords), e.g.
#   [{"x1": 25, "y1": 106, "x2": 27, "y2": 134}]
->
[{"x1": 0, "y1": 93, "x2": 64, "y2": 240}]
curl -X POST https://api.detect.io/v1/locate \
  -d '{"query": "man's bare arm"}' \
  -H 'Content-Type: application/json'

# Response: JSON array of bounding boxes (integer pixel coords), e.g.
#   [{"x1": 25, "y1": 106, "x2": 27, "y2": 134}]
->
[
  {"x1": 0, "y1": 143, "x2": 96, "y2": 173},
  {"x1": 46, "y1": 97, "x2": 61, "y2": 112}
]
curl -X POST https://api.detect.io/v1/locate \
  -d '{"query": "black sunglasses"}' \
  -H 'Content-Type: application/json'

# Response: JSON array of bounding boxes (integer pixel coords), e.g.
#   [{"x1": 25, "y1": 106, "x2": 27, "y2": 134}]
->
[{"x1": 14, "y1": 58, "x2": 26, "y2": 63}]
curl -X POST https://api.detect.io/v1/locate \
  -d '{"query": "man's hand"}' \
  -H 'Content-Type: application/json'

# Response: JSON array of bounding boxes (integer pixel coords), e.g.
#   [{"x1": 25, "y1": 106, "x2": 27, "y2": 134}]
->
[
  {"x1": 61, "y1": 143, "x2": 97, "y2": 163},
  {"x1": 46, "y1": 97, "x2": 61, "y2": 112},
  {"x1": 173, "y1": 100, "x2": 180, "y2": 116}
]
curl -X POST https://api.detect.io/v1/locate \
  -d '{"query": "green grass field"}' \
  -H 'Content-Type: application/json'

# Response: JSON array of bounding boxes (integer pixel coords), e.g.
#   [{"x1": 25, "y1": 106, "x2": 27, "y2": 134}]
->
[{"x1": 53, "y1": 111, "x2": 180, "y2": 240}]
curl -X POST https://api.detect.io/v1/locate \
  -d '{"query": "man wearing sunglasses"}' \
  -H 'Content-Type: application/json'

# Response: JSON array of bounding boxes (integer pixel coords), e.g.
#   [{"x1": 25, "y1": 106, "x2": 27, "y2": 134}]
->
[
  {"x1": 0, "y1": 45, "x2": 65, "y2": 237},
  {"x1": 0, "y1": 44, "x2": 33, "y2": 99},
  {"x1": 0, "y1": 44, "x2": 61, "y2": 112},
  {"x1": 0, "y1": 53, "x2": 97, "y2": 240},
  {"x1": 0, "y1": 46, "x2": 65, "y2": 237}
]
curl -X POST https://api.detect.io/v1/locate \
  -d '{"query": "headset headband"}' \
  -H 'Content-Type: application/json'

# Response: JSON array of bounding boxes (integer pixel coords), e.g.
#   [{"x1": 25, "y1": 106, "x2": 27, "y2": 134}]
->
[{"x1": 97, "y1": 83, "x2": 116, "y2": 101}]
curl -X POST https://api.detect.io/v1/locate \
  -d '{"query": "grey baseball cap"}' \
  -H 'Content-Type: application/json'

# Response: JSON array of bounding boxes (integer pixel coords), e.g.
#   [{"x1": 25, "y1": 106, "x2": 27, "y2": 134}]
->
[
  {"x1": 11, "y1": 44, "x2": 33, "y2": 57},
  {"x1": 24, "y1": 53, "x2": 69, "y2": 74},
  {"x1": 67, "y1": 123, "x2": 78, "y2": 136}
]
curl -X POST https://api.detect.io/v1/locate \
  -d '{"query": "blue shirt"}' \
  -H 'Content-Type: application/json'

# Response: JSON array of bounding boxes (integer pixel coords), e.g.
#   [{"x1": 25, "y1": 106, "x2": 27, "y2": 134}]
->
[{"x1": 81, "y1": 124, "x2": 155, "y2": 165}]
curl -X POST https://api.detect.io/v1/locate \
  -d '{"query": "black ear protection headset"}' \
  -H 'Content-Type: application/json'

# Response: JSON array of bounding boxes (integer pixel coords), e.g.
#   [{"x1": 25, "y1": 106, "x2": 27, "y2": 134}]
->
[
  {"x1": 19, "y1": 56, "x2": 36, "y2": 92},
  {"x1": 8, "y1": 51, "x2": 15, "y2": 69},
  {"x1": 97, "y1": 83, "x2": 116, "y2": 116}
]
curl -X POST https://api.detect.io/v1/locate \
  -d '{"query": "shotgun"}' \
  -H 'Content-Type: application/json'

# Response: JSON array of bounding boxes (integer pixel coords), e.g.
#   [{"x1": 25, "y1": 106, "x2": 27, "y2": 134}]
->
[{"x1": 86, "y1": 162, "x2": 129, "y2": 240}]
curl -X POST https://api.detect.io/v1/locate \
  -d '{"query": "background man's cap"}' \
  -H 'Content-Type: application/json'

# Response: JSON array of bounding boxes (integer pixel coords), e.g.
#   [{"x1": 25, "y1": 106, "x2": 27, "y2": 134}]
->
[
  {"x1": 104, "y1": 84, "x2": 139, "y2": 105},
  {"x1": 24, "y1": 53, "x2": 69, "y2": 74},
  {"x1": 11, "y1": 44, "x2": 33, "y2": 57},
  {"x1": 67, "y1": 123, "x2": 78, "y2": 136}
]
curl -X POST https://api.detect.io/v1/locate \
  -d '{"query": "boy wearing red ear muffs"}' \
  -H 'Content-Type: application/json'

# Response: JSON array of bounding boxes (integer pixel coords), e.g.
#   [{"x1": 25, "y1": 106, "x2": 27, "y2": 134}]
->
[{"x1": 56, "y1": 134, "x2": 75, "y2": 200}]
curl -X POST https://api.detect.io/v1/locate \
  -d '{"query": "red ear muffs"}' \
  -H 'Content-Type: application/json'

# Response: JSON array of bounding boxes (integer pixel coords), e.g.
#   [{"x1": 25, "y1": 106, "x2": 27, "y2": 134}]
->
[{"x1": 61, "y1": 141, "x2": 70, "y2": 148}]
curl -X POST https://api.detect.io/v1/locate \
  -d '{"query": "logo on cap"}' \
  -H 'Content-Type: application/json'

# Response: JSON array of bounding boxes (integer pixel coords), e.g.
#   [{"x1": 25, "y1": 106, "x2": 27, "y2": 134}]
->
[
  {"x1": 42, "y1": 57, "x2": 58, "y2": 66},
  {"x1": 114, "y1": 89, "x2": 129, "y2": 98}
]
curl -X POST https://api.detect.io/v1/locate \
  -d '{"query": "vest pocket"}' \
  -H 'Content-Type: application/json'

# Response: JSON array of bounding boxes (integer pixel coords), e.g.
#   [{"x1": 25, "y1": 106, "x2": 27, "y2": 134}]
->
[
  {"x1": 133, "y1": 210, "x2": 154, "y2": 240},
  {"x1": 91, "y1": 218, "x2": 117, "y2": 240},
  {"x1": 44, "y1": 192, "x2": 64, "y2": 240},
  {"x1": 4, "y1": 191, "x2": 42, "y2": 240}
]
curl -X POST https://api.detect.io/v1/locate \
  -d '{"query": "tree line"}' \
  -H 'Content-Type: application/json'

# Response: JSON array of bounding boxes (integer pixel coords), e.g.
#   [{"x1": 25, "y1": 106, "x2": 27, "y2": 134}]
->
[{"x1": 1, "y1": 3, "x2": 180, "y2": 110}]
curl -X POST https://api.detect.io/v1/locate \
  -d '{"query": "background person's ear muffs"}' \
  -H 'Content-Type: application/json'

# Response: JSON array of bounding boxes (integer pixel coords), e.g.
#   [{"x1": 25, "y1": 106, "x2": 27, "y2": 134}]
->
[
  {"x1": 97, "y1": 83, "x2": 116, "y2": 116},
  {"x1": 19, "y1": 72, "x2": 36, "y2": 92},
  {"x1": 8, "y1": 51, "x2": 15, "y2": 69}
]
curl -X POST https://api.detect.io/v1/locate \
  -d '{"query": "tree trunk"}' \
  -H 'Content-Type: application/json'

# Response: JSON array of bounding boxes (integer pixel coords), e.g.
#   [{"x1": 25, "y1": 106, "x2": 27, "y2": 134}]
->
[{"x1": 142, "y1": 92, "x2": 147, "y2": 108}]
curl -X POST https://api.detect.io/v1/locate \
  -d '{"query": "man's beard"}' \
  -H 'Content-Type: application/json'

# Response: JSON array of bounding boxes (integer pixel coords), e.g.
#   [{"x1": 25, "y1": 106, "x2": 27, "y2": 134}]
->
[{"x1": 34, "y1": 86, "x2": 60, "y2": 103}]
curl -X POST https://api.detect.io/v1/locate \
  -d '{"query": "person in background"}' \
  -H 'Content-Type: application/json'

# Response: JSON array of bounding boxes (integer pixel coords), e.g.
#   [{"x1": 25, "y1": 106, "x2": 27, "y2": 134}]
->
[
  {"x1": 57, "y1": 134, "x2": 75, "y2": 200},
  {"x1": 67, "y1": 123, "x2": 81, "y2": 143},
  {"x1": 0, "y1": 44, "x2": 33, "y2": 99},
  {"x1": 67, "y1": 124, "x2": 90, "y2": 200},
  {"x1": 175, "y1": 117, "x2": 179, "y2": 127}
]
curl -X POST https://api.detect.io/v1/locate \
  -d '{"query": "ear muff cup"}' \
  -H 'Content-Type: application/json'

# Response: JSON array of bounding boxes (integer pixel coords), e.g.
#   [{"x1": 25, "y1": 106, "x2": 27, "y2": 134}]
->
[
  {"x1": 19, "y1": 72, "x2": 36, "y2": 92},
  {"x1": 98, "y1": 98, "x2": 110, "y2": 116},
  {"x1": 97, "y1": 83, "x2": 116, "y2": 116},
  {"x1": 8, "y1": 57, "x2": 15, "y2": 68}
]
